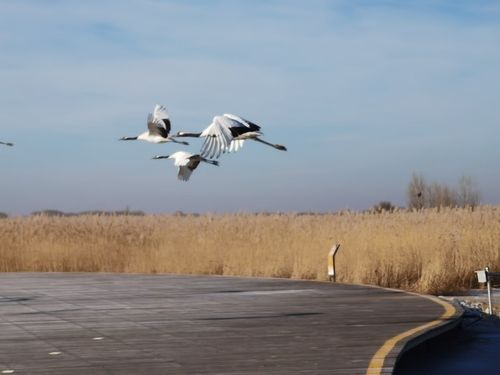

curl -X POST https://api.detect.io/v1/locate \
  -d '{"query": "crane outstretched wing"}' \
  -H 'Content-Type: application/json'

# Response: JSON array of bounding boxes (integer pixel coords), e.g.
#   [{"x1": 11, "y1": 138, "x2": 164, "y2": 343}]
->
[
  {"x1": 168, "y1": 151, "x2": 194, "y2": 181},
  {"x1": 147, "y1": 114, "x2": 169, "y2": 138},
  {"x1": 198, "y1": 114, "x2": 262, "y2": 158},
  {"x1": 215, "y1": 114, "x2": 258, "y2": 154},
  {"x1": 223, "y1": 114, "x2": 261, "y2": 135},
  {"x1": 177, "y1": 166, "x2": 194, "y2": 181},
  {"x1": 199, "y1": 116, "x2": 234, "y2": 158},
  {"x1": 147, "y1": 105, "x2": 171, "y2": 138},
  {"x1": 228, "y1": 139, "x2": 244, "y2": 152}
]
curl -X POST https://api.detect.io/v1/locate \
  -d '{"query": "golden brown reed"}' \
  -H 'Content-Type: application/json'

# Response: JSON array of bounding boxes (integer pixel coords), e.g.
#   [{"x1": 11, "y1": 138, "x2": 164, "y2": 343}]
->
[{"x1": 1, "y1": 206, "x2": 499, "y2": 294}]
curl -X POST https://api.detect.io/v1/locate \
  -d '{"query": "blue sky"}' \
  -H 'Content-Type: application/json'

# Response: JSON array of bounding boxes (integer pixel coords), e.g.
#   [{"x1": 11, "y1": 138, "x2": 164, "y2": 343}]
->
[{"x1": 1, "y1": 0, "x2": 499, "y2": 214}]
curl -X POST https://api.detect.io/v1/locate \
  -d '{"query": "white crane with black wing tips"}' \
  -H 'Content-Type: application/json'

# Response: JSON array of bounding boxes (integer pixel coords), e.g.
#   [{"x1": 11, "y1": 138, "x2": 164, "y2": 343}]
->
[
  {"x1": 0, "y1": 141, "x2": 14, "y2": 147},
  {"x1": 175, "y1": 114, "x2": 287, "y2": 158},
  {"x1": 152, "y1": 151, "x2": 219, "y2": 181},
  {"x1": 119, "y1": 104, "x2": 189, "y2": 145}
]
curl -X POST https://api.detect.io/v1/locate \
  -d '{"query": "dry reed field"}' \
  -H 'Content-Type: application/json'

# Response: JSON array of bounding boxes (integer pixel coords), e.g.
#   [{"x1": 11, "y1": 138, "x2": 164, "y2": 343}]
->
[{"x1": 1, "y1": 206, "x2": 499, "y2": 294}]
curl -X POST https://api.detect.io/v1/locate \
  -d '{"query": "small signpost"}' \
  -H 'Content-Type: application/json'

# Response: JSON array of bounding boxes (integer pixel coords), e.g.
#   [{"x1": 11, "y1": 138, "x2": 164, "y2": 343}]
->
[
  {"x1": 328, "y1": 243, "x2": 341, "y2": 282},
  {"x1": 475, "y1": 266, "x2": 500, "y2": 315}
]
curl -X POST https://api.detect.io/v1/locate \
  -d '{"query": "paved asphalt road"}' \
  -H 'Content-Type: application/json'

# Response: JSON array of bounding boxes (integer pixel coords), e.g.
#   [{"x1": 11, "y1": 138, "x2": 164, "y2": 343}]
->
[{"x1": 0, "y1": 273, "x2": 458, "y2": 374}]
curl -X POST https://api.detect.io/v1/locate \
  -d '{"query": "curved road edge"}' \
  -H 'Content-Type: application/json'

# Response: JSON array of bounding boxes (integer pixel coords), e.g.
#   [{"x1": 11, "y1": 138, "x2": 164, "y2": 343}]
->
[{"x1": 366, "y1": 291, "x2": 464, "y2": 374}]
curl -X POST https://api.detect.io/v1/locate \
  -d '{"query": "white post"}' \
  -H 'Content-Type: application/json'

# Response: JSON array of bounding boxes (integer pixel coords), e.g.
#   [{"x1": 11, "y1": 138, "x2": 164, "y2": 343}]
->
[
  {"x1": 328, "y1": 244, "x2": 341, "y2": 282},
  {"x1": 486, "y1": 267, "x2": 493, "y2": 315}
]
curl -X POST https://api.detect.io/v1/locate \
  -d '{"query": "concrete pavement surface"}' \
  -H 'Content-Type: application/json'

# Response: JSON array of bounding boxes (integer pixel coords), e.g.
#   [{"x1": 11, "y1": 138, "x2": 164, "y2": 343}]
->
[{"x1": 0, "y1": 273, "x2": 460, "y2": 374}]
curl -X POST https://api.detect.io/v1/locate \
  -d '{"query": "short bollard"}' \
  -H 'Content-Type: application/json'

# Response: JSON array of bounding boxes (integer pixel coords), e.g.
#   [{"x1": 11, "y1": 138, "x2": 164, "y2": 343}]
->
[{"x1": 328, "y1": 244, "x2": 341, "y2": 282}]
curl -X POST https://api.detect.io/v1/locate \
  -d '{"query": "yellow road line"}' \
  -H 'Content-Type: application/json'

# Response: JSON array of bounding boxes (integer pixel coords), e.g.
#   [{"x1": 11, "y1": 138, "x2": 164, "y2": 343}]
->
[{"x1": 366, "y1": 294, "x2": 457, "y2": 375}]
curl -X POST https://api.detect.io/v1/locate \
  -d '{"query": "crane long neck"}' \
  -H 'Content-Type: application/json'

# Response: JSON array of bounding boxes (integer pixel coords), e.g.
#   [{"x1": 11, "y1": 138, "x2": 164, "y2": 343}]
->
[
  {"x1": 168, "y1": 137, "x2": 190, "y2": 146},
  {"x1": 176, "y1": 132, "x2": 202, "y2": 138}
]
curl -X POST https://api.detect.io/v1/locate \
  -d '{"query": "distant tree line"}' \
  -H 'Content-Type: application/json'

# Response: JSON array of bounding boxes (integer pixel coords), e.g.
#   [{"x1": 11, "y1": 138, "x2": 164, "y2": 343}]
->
[
  {"x1": 369, "y1": 173, "x2": 481, "y2": 213},
  {"x1": 0, "y1": 174, "x2": 484, "y2": 218},
  {"x1": 407, "y1": 173, "x2": 480, "y2": 210},
  {"x1": 30, "y1": 209, "x2": 146, "y2": 217}
]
